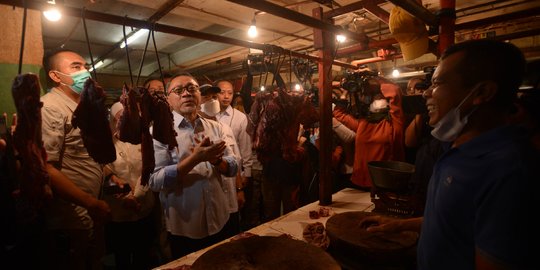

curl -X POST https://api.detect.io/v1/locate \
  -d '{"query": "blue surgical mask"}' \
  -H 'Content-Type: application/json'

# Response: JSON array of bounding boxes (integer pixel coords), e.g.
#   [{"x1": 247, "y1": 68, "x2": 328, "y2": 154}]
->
[
  {"x1": 430, "y1": 87, "x2": 478, "y2": 142},
  {"x1": 57, "y1": 70, "x2": 91, "y2": 94}
]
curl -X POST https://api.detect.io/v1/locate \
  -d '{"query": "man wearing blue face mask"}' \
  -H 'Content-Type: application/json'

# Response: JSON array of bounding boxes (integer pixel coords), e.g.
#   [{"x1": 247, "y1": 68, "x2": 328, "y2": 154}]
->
[
  {"x1": 359, "y1": 40, "x2": 539, "y2": 269},
  {"x1": 39, "y1": 49, "x2": 111, "y2": 269}
]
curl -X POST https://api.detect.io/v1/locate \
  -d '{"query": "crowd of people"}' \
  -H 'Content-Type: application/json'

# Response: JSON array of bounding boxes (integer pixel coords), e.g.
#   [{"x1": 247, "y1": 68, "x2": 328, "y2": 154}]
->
[{"x1": 1, "y1": 39, "x2": 538, "y2": 270}]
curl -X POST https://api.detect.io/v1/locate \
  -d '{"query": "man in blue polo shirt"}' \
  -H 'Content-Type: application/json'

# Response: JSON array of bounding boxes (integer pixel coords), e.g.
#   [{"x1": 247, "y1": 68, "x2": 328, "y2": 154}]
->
[{"x1": 361, "y1": 40, "x2": 539, "y2": 269}]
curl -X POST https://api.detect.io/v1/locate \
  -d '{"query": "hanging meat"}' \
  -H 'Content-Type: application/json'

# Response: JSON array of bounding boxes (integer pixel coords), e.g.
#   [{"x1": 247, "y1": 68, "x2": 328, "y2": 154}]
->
[
  {"x1": 249, "y1": 87, "x2": 318, "y2": 164},
  {"x1": 114, "y1": 85, "x2": 177, "y2": 185},
  {"x1": 11, "y1": 73, "x2": 52, "y2": 209},
  {"x1": 118, "y1": 83, "x2": 142, "y2": 144},
  {"x1": 139, "y1": 87, "x2": 156, "y2": 185},
  {"x1": 72, "y1": 78, "x2": 116, "y2": 164},
  {"x1": 150, "y1": 91, "x2": 177, "y2": 149}
]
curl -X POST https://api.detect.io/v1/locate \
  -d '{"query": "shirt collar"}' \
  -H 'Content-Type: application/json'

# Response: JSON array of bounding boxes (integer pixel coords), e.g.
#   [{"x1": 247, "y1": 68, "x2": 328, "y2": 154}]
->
[
  {"x1": 173, "y1": 110, "x2": 204, "y2": 129},
  {"x1": 222, "y1": 105, "x2": 233, "y2": 116}
]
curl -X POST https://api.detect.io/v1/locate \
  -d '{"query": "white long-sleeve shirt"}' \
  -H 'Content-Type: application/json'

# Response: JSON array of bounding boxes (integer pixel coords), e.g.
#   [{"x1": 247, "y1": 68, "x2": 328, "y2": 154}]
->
[
  {"x1": 149, "y1": 112, "x2": 238, "y2": 239},
  {"x1": 216, "y1": 106, "x2": 253, "y2": 177},
  {"x1": 103, "y1": 140, "x2": 155, "y2": 222}
]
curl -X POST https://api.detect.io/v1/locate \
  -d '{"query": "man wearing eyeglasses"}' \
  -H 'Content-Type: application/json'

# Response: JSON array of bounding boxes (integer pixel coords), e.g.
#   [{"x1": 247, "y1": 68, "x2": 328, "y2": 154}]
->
[{"x1": 149, "y1": 72, "x2": 239, "y2": 259}]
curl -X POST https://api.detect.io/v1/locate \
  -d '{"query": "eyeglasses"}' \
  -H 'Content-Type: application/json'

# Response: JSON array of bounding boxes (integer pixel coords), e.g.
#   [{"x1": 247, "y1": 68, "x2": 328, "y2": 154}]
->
[{"x1": 169, "y1": 84, "x2": 200, "y2": 95}]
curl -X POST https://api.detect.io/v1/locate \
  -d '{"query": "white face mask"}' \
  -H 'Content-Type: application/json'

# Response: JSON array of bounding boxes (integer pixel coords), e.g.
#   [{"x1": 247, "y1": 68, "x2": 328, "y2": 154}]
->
[
  {"x1": 201, "y1": 98, "x2": 220, "y2": 117},
  {"x1": 430, "y1": 87, "x2": 478, "y2": 142},
  {"x1": 369, "y1": 99, "x2": 389, "y2": 113}
]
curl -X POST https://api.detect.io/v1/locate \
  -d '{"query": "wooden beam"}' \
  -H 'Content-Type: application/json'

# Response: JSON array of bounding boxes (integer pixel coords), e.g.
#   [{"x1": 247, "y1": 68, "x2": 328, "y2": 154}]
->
[
  {"x1": 336, "y1": 38, "x2": 397, "y2": 57},
  {"x1": 0, "y1": 0, "x2": 357, "y2": 69},
  {"x1": 323, "y1": 0, "x2": 385, "y2": 19},
  {"x1": 148, "y1": 0, "x2": 185, "y2": 23},
  {"x1": 455, "y1": 6, "x2": 540, "y2": 31},
  {"x1": 362, "y1": 0, "x2": 389, "y2": 24},
  {"x1": 99, "y1": 0, "x2": 186, "y2": 70},
  {"x1": 227, "y1": 0, "x2": 368, "y2": 43}
]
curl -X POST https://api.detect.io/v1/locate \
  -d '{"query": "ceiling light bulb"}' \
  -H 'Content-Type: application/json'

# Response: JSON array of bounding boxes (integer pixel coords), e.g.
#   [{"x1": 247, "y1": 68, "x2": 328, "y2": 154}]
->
[
  {"x1": 43, "y1": 8, "x2": 61, "y2": 22},
  {"x1": 294, "y1": 84, "x2": 301, "y2": 91},
  {"x1": 336, "y1": 34, "x2": 346, "y2": 43},
  {"x1": 392, "y1": 68, "x2": 400, "y2": 78},
  {"x1": 248, "y1": 25, "x2": 258, "y2": 38},
  {"x1": 248, "y1": 17, "x2": 258, "y2": 38},
  {"x1": 260, "y1": 86, "x2": 265, "y2": 91}
]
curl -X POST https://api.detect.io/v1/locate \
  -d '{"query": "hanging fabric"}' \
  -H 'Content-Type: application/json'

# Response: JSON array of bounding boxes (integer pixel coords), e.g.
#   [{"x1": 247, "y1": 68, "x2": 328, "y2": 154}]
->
[
  {"x1": 122, "y1": 17, "x2": 134, "y2": 87},
  {"x1": 82, "y1": 8, "x2": 97, "y2": 80},
  {"x1": 17, "y1": 0, "x2": 28, "y2": 74}
]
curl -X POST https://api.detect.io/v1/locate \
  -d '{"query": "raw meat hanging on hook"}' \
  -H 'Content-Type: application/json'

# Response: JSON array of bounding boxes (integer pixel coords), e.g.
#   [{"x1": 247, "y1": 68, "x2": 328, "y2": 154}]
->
[
  {"x1": 139, "y1": 87, "x2": 155, "y2": 186},
  {"x1": 72, "y1": 78, "x2": 116, "y2": 164},
  {"x1": 11, "y1": 73, "x2": 53, "y2": 210},
  {"x1": 149, "y1": 91, "x2": 177, "y2": 149},
  {"x1": 118, "y1": 83, "x2": 142, "y2": 144}
]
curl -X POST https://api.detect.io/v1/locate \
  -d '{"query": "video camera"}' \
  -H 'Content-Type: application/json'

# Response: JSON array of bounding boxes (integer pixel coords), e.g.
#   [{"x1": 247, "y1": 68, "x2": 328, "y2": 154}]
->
[
  {"x1": 340, "y1": 70, "x2": 379, "y2": 93},
  {"x1": 337, "y1": 70, "x2": 381, "y2": 118}
]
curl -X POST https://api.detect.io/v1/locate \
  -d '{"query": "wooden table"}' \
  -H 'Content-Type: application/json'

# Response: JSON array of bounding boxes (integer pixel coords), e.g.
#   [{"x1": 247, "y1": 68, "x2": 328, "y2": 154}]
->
[{"x1": 154, "y1": 188, "x2": 374, "y2": 270}]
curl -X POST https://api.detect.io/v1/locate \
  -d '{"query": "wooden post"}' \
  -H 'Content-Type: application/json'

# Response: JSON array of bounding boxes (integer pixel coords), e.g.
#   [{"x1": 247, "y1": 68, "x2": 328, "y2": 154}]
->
[
  {"x1": 438, "y1": 0, "x2": 456, "y2": 54},
  {"x1": 0, "y1": 4, "x2": 44, "y2": 119},
  {"x1": 313, "y1": 7, "x2": 333, "y2": 206}
]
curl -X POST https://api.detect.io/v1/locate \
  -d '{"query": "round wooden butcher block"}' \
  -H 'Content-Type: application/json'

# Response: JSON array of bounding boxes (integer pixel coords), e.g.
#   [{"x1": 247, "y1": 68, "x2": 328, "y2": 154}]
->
[
  {"x1": 191, "y1": 236, "x2": 340, "y2": 270},
  {"x1": 326, "y1": 211, "x2": 418, "y2": 269}
]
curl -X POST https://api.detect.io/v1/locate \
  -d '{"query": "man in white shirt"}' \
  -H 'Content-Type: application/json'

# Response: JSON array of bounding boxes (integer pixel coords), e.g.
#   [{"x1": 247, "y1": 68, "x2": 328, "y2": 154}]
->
[
  {"x1": 215, "y1": 80, "x2": 256, "y2": 230},
  {"x1": 198, "y1": 84, "x2": 243, "y2": 236},
  {"x1": 149, "y1": 73, "x2": 238, "y2": 259}
]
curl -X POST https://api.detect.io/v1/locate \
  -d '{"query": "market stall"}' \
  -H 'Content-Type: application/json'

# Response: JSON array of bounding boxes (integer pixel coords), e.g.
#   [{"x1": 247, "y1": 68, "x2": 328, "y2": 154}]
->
[{"x1": 155, "y1": 188, "x2": 374, "y2": 270}]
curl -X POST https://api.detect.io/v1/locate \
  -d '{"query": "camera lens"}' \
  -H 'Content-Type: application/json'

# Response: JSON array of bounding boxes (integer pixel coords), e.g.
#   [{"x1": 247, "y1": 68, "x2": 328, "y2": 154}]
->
[{"x1": 342, "y1": 81, "x2": 360, "y2": 92}]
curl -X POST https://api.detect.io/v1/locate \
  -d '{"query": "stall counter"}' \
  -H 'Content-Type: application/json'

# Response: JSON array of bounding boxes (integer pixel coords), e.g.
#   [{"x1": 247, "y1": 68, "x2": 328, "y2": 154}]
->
[{"x1": 153, "y1": 188, "x2": 374, "y2": 270}]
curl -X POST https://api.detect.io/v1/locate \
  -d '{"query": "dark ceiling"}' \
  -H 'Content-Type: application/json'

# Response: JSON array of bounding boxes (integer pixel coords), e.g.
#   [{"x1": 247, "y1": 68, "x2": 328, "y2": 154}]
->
[{"x1": 3, "y1": 0, "x2": 540, "y2": 83}]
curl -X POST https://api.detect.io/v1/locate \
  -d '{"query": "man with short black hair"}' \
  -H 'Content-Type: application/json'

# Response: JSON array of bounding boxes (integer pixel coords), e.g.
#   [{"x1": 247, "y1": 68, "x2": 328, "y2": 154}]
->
[
  {"x1": 149, "y1": 73, "x2": 238, "y2": 259},
  {"x1": 361, "y1": 40, "x2": 539, "y2": 269},
  {"x1": 215, "y1": 79, "x2": 255, "y2": 230},
  {"x1": 41, "y1": 49, "x2": 111, "y2": 269}
]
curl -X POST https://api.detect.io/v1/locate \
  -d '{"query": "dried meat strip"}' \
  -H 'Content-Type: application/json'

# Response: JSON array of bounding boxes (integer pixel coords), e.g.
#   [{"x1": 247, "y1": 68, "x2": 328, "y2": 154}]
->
[
  {"x1": 72, "y1": 78, "x2": 116, "y2": 164},
  {"x1": 11, "y1": 73, "x2": 52, "y2": 208}
]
